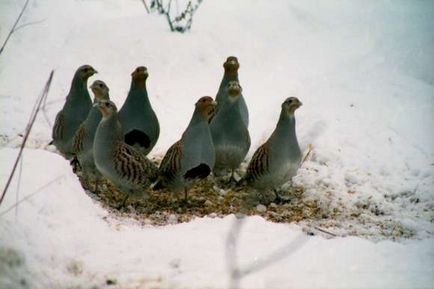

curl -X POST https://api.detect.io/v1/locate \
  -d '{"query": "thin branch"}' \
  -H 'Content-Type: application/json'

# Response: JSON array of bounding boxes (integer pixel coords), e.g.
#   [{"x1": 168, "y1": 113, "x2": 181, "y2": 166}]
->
[
  {"x1": 226, "y1": 215, "x2": 309, "y2": 289},
  {"x1": 0, "y1": 175, "x2": 65, "y2": 217},
  {"x1": 15, "y1": 156, "x2": 24, "y2": 217},
  {"x1": 301, "y1": 143, "x2": 313, "y2": 165},
  {"x1": 0, "y1": 70, "x2": 54, "y2": 206},
  {"x1": 238, "y1": 233, "x2": 308, "y2": 278},
  {"x1": 41, "y1": 82, "x2": 52, "y2": 128},
  {"x1": 140, "y1": 0, "x2": 150, "y2": 13},
  {"x1": 0, "y1": 0, "x2": 30, "y2": 55},
  {"x1": 313, "y1": 226, "x2": 337, "y2": 237},
  {"x1": 13, "y1": 19, "x2": 46, "y2": 33},
  {"x1": 226, "y1": 215, "x2": 245, "y2": 289}
]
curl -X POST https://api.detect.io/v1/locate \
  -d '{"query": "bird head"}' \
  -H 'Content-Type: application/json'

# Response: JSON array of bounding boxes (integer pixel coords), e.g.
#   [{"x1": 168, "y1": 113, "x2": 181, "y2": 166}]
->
[
  {"x1": 196, "y1": 96, "x2": 217, "y2": 121},
  {"x1": 90, "y1": 80, "x2": 109, "y2": 101},
  {"x1": 131, "y1": 66, "x2": 149, "y2": 87},
  {"x1": 97, "y1": 99, "x2": 117, "y2": 118},
  {"x1": 226, "y1": 80, "x2": 242, "y2": 102},
  {"x1": 223, "y1": 56, "x2": 239, "y2": 76},
  {"x1": 282, "y1": 97, "x2": 302, "y2": 115},
  {"x1": 77, "y1": 64, "x2": 97, "y2": 81}
]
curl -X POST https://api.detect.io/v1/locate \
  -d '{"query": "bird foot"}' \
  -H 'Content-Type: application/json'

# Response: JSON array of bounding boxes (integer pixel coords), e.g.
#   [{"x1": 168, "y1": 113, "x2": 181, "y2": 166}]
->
[
  {"x1": 226, "y1": 176, "x2": 239, "y2": 187},
  {"x1": 273, "y1": 191, "x2": 292, "y2": 205},
  {"x1": 116, "y1": 195, "x2": 130, "y2": 211}
]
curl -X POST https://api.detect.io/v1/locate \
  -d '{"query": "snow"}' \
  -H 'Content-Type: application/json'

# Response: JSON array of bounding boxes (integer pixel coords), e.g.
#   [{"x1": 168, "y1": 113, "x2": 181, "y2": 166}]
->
[{"x1": 1, "y1": 0, "x2": 434, "y2": 288}]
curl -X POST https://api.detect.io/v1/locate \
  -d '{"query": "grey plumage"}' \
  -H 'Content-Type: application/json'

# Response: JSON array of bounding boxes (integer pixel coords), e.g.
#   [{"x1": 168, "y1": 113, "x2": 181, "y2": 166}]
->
[
  {"x1": 210, "y1": 80, "x2": 250, "y2": 178},
  {"x1": 72, "y1": 80, "x2": 110, "y2": 184},
  {"x1": 215, "y1": 56, "x2": 249, "y2": 127},
  {"x1": 244, "y1": 97, "x2": 303, "y2": 191},
  {"x1": 93, "y1": 100, "x2": 158, "y2": 198},
  {"x1": 118, "y1": 66, "x2": 160, "y2": 156},
  {"x1": 52, "y1": 65, "x2": 97, "y2": 159},
  {"x1": 155, "y1": 96, "x2": 216, "y2": 196}
]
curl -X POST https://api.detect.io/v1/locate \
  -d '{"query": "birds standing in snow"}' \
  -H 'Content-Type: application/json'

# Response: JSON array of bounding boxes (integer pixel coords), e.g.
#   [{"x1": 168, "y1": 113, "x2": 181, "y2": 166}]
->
[
  {"x1": 215, "y1": 56, "x2": 249, "y2": 127},
  {"x1": 93, "y1": 99, "x2": 158, "y2": 206},
  {"x1": 244, "y1": 97, "x2": 303, "y2": 200},
  {"x1": 72, "y1": 80, "x2": 110, "y2": 189},
  {"x1": 55, "y1": 61, "x2": 306, "y2": 209},
  {"x1": 210, "y1": 80, "x2": 250, "y2": 181},
  {"x1": 52, "y1": 65, "x2": 97, "y2": 159},
  {"x1": 154, "y1": 96, "x2": 216, "y2": 199},
  {"x1": 118, "y1": 66, "x2": 160, "y2": 156}
]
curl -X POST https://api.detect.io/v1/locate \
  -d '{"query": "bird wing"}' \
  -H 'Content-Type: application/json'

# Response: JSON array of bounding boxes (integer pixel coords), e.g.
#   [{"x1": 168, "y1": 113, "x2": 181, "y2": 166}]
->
[
  {"x1": 113, "y1": 141, "x2": 157, "y2": 185},
  {"x1": 72, "y1": 123, "x2": 86, "y2": 154},
  {"x1": 245, "y1": 143, "x2": 270, "y2": 181},
  {"x1": 52, "y1": 111, "x2": 65, "y2": 140},
  {"x1": 159, "y1": 140, "x2": 183, "y2": 181}
]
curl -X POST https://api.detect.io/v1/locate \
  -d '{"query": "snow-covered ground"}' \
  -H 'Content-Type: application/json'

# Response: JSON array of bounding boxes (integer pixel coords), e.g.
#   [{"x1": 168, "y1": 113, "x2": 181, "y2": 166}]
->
[{"x1": 1, "y1": 0, "x2": 433, "y2": 288}]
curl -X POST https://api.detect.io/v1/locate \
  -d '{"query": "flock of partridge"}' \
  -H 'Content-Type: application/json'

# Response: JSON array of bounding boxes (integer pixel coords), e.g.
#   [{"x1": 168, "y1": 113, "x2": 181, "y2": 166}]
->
[{"x1": 51, "y1": 57, "x2": 303, "y2": 206}]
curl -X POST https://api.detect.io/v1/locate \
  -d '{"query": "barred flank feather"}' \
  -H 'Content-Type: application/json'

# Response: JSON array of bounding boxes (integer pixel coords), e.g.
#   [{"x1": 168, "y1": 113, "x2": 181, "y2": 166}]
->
[
  {"x1": 52, "y1": 111, "x2": 64, "y2": 140},
  {"x1": 113, "y1": 141, "x2": 157, "y2": 186},
  {"x1": 158, "y1": 140, "x2": 182, "y2": 182},
  {"x1": 72, "y1": 123, "x2": 86, "y2": 154},
  {"x1": 245, "y1": 144, "x2": 270, "y2": 181}
]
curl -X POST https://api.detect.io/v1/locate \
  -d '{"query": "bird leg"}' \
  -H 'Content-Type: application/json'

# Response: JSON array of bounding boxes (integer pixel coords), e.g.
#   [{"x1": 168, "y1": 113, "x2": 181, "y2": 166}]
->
[
  {"x1": 117, "y1": 194, "x2": 130, "y2": 210},
  {"x1": 273, "y1": 189, "x2": 291, "y2": 205},
  {"x1": 226, "y1": 170, "x2": 239, "y2": 187},
  {"x1": 94, "y1": 177, "x2": 100, "y2": 194},
  {"x1": 183, "y1": 188, "x2": 189, "y2": 202}
]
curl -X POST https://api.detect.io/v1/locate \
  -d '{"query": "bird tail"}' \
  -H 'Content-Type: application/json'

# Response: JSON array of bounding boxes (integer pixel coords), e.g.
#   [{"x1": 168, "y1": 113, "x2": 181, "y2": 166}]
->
[{"x1": 48, "y1": 140, "x2": 53, "y2": 145}]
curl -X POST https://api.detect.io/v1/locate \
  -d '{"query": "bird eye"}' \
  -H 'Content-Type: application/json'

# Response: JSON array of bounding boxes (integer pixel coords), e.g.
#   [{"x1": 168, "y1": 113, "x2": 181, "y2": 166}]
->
[
  {"x1": 105, "y1": 102, "x2": 110, "y2": 107},
  {"x1": 288, "y1": 99, "x2": 293, "y2": 103},
  {"x1": 99, "y1": 84, "x2": 103, "y2": 88}
]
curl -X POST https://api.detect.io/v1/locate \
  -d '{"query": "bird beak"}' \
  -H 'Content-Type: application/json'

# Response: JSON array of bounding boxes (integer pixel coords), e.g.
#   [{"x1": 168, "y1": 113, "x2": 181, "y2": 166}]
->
[{"x1": 212, "y1": 101, "x2": 217, "y2": 107}]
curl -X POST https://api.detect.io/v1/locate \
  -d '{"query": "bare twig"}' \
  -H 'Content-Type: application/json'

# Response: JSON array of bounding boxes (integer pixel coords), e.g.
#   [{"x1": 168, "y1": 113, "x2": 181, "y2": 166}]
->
[
  {"x1": 301, "y1": 143, "x2": 313, "y2": 165},
  {"x1": 140, "y1": 0, "x2": 150, "y2": 13},
  {"x1": 226, "y1": 215, "x2": 245, "y2": 289},
  {"x1": 226, "y1": 216, "x2": 309, "y2": 289},
  {"x1": 0, "y1": 0, "x2": 30, "y2": 55},
  {"x1": 41, "y1": 83, "x2": 53, "y2": 128},
  {"x1": 15, "y1": 156, "x2": 23, "y2": 217},
  {"x1": 313, "y1": 226, "x2": 337, "y2": 237},
  {"x1": 0, "y1": 175, "x2": 65, "y2": 217},
  {"x1": 0, "y1": 70, "x2": 54, "y2": 207},
  {"x1": 147, "y1": 0, "x2": 203, "y2": 33},
  {"x1": 13, "y1": 19, "x2": 46, "y2": 33}
]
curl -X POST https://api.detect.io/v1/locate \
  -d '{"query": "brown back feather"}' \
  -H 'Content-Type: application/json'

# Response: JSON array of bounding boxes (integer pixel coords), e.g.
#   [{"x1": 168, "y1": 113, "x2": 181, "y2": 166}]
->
[
  {"x1": 113, "y1": 141, "x2": 157, "y2": 185},
  {"x1": 72, "y1": 123, "x2": 86, "y2": 154},
  {"x1": 159, "y1": 140, "x2": 183, "y2": 181},
  {"x1": 245, "y1": 143, "x2": 270, "y2": 181},
  {"x1": 52, "y1": 111, "x2": 64, "y2": 140}
]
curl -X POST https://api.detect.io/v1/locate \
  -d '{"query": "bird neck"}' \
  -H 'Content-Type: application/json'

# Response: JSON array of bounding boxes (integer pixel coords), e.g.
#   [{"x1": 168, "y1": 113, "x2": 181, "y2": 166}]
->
[
  {"x1": 69, "y1": 75, "x2": 89, "y2": 98},
  {"x1": 186, "y1": 109, "x2": 208, "y2": 130},
  {"x1": 219, "y1": 97, "x2": 243, "y2": 122},
  {"x1": 98, "y1": 113, "x2": 123, "y2": 145},
  {"x1": 182, "y1": 111, "x2": 211, "y2": 153},
  {"x1": 219, "y1": 72, "x2": 239, "y2": 92},
  {"x1": 84, "y1": 106, "x2": 103, "y2": 132},
  {"x1": 270, "y1": 110, "x2": 298, "y2": 147},
  {"x1": 65, "y1": 76, "x2": 91, "y2": 116},
  {"x1": 125, "y1": 82, "x2": 151, "y2": 107},
  {"x1": 92, "y1": 95, "x2": 109, "y2": 104}
]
